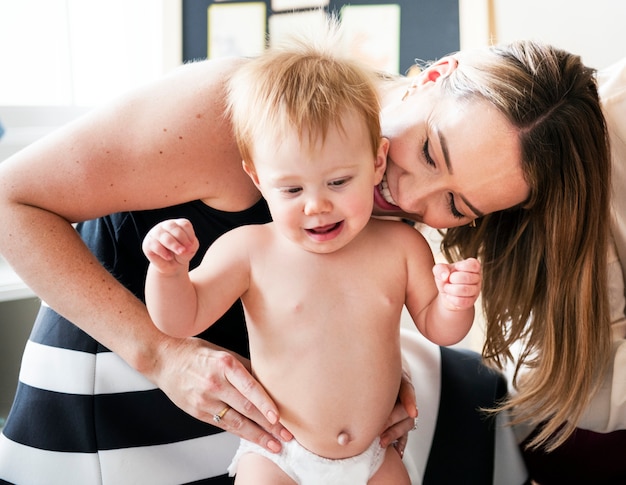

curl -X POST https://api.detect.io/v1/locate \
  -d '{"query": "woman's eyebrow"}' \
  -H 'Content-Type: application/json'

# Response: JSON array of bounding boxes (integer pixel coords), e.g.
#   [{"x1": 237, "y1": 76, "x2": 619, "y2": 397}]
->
[{"x1": 437, "y1": 129, "x2": 485, "y2": 218}]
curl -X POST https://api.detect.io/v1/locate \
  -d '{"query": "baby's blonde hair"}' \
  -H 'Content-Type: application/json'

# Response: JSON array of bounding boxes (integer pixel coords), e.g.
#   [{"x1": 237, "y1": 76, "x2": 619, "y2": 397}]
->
[{"x1": 226, "y1": 20, "x2": 381, "y2": 173}]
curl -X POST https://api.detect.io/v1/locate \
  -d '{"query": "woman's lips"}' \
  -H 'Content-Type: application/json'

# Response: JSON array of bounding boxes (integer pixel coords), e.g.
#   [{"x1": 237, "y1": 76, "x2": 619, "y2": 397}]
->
[{"x1": 374, "y1": 173, "x2": 400, "y2": 210}]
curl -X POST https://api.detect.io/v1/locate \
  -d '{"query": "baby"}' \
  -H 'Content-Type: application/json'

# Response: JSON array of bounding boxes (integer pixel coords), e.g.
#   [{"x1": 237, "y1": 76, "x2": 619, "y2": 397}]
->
[{"x1": 143, "y1": 32, "x2": 480, "y2": 484}]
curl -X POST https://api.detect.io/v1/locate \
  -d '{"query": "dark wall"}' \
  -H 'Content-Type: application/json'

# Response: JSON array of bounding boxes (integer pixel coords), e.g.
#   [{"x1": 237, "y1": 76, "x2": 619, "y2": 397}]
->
[{"x1": 182, "y1": 0, "x2": 459, "y2": 75}]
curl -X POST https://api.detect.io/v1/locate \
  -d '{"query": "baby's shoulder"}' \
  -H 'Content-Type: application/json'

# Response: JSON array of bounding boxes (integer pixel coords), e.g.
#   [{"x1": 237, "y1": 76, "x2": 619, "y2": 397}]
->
[
  {"x1": 222, "y1": 223, "x2": 271, "y2": 243},
  {"x1": 215, "y1": 222, "x2": 272, "y2": 246},
  {"x1": 370, "y1": 217, "x2": 427, "y2": 240},
  {"x1": 369, "y1": 219, "x2": 433, "y2": 258}
]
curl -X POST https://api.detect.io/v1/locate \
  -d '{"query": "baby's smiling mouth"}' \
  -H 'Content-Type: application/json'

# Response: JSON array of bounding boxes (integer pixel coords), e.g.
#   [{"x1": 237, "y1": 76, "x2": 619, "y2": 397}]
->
[
  {"x1": 306, "y1": 222, "x2": 341, "y2": 234},
  {"x1": 380, "y1": 173, "x2": 398, "y2": 206}
]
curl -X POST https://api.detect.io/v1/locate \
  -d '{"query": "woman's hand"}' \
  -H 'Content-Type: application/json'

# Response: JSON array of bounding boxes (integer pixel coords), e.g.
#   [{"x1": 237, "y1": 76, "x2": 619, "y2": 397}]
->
[
  {"x1": 380, "y1": 367, "x2": 418, "y2": 457},
  {"x1": 151, "y1": 335, "x2": 293, "y2": 453}
]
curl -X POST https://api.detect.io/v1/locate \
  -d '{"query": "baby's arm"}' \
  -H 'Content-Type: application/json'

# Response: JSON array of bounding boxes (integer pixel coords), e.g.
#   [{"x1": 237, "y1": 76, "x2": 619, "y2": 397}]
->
[
  {"x1": 143, "y1": 218, "x2": 203, "y2": 336},
  {"x1": 425, "y1": 258, "x2": 481, "y2": 345},
  {"x1": 143, "y1": 218, "x2": 250, "y2": 338},
  {"x1": 402, "y1": 225, "x2": 481, "y2": 346},
  {"x1": 432, "y1": 258, "x2": 482, "y2": 312}
]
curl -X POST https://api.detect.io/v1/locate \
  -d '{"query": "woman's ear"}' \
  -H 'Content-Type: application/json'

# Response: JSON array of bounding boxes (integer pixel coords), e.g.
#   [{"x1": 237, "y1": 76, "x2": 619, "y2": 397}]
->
[
  {"x1": 415, "y1": 56, "x2": 459, "y2": 85},
  {"x1": 374, "y1": 138, "x2": 389, "y2": 184}
]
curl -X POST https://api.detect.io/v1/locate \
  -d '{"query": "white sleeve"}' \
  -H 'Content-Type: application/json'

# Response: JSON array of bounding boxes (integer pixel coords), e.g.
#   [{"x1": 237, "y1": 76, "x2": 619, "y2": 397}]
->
[
  {"x1": 400, "y1": 329, "x2": 528, "y2": 484},
  {"x1": 600, "y1": 57, "x2": 626, "y2": 284},
  {"x1": 400, "y1": 329, "x2": 441, "y2": 482},
  {"x1": 577, "y1": 240, "x2": 626, "y2": 431},
  {"x1": 578, "y1": 58, "x2": 626, "y2": 433}
]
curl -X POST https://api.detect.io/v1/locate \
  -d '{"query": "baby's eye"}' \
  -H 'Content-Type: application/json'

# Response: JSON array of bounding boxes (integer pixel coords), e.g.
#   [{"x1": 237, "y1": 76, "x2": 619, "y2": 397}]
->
[
  {"x1": 329, "y1": 177, "x2": 351, "y2": 187},
  {"x1": 280, "y1": 187, "x2": 302, "y2": 196}
]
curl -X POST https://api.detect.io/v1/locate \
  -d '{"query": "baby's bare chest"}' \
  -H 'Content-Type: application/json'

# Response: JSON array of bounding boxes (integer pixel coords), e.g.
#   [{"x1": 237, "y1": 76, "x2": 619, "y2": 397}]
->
[{"x1": 244, "y1": 250, "x2": 408, "y2": 335}]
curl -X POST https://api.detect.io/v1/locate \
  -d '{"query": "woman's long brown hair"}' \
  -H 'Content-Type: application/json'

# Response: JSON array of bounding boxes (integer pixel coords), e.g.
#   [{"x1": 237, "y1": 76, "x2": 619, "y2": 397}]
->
[{"x1": 441, "y1": 40, "x2": 612, "y2": 451}]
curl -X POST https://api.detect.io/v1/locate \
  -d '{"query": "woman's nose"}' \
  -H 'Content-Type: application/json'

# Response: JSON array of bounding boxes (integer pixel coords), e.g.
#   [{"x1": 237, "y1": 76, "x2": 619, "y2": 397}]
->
[
  {"x1": 404, "y1": 174, "x2": 445, "y2": 213},
  {"x1": 402, "y1": 187, "x2": 429, "y2": 215}
]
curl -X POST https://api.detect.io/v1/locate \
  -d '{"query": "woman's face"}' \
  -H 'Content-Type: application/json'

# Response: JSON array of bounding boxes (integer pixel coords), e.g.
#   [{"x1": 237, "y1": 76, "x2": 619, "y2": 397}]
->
[{"x1": 376, "y1": 63, "x2": 530, "y2": 229}]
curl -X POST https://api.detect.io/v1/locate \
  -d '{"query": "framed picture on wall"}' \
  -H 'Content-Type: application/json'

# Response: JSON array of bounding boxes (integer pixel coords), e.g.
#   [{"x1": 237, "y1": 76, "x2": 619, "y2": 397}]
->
[
  {"x1": 207, "y1": 2, "x2": 266, "y2": 58},
  {"x1": 327, "y1": 0, "x2": 459, "y2": 74},
  {"x1": 268, "y1": 9, "x2": 328, "y2": 47},
  {"x1": 340, "y1": 4, "x2": 400, "y2": 73},
  {"x1": 183, "y1": 0, "x2": 459, "y2": 75},
  {"x1": 271, "y1": 0, "x2": 328, "y2": 11}
]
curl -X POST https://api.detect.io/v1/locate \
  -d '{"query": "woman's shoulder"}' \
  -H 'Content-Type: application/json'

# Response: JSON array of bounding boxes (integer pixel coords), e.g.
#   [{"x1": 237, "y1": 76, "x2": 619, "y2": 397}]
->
[{"x1": 166, "y1": 56, "x2": 249, "y2": 86}]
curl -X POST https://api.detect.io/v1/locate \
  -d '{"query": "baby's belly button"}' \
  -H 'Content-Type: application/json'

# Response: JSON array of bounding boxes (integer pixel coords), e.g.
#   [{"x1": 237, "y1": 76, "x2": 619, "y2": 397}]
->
[{"x1": 295, "y1": 426, "x2": 376, "y2": 459}]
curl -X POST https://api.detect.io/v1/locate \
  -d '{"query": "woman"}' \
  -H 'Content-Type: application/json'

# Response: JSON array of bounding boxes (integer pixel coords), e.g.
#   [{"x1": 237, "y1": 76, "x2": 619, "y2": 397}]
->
[
  {"x1": 405, "y1": 42, "x2": 626, "y2": 484},
  {"x1": 427, "y1": 44, "x2": 626, "y2": 484},
  {"x1": 0, "y1": 25, "x2": 621, "y2": 482}
]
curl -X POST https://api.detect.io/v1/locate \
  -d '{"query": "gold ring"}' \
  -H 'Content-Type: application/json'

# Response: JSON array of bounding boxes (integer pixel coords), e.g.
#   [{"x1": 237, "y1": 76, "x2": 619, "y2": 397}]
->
[
  {"x1": 412, "y1": 417, "x2": 419, "y2": 431},
  {"x1": 213, "y1": 405, "x2": 230, "y2": 424}
]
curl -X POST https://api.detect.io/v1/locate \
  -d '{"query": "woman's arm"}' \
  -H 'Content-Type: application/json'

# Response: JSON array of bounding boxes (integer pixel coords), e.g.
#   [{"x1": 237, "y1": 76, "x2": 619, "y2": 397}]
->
[
  {"x1": 0, "y1": 57, "x2": 289, "y2": 451},
  {"x1": 0, "y1": 58, "x2": 253, "y2": 352}
]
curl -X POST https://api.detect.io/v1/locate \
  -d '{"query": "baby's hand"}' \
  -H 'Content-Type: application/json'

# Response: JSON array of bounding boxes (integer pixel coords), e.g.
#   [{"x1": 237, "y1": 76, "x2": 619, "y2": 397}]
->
[
  {"x1": 433, "y1": 257, "x2": 481, "y2": 310},
  {"x1": 142, "y1": 218, "x2": 200, "y2": 272}
]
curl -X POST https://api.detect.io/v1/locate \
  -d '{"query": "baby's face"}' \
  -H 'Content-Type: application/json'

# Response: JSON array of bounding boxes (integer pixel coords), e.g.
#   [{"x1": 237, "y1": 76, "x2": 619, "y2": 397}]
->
[{"x1": 249, "y1": 112, "x2": 385, "y2": 254}]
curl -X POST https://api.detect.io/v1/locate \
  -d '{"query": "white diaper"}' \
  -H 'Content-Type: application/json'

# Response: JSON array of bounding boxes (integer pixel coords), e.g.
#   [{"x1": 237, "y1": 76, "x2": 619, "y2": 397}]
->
[{"x1": 227, "y1": 436, "x2": 386, "y2": 485}]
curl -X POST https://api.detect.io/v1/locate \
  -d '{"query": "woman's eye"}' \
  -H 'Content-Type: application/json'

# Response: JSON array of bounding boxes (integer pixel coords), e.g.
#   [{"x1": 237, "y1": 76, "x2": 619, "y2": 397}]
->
[
  {"x1": 423, "y1": 139, "x2": 436, "y2": 167},
  {"x1": 447, "y1": 193, "x2": 465, "y2": 219}
]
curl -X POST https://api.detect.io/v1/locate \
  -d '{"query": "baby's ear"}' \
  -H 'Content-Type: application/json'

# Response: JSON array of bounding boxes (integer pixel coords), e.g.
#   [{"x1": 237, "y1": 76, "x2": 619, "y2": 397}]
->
[
  {"x1": 242, "y1": 160, "x2": 260, "y2": 186},
  {"x1": 374, "y1": 138, "x2": 389, "y2": 184}
]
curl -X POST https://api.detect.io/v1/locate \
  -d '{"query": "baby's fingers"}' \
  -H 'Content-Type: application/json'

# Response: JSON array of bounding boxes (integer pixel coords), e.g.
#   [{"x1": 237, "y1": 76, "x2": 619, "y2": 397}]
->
[
  {"x1": 156, "y1": 219, "x2": 197, "y2": 252},
  {"x1": 446, "y1": 270, "x2": 481, "y2": 286},
  {"x1": 146, "y1": 219, "x2": 198, "y2": 257},
  {"x1": 451, "y1": 257, "x2": 481, "y2": 275}
]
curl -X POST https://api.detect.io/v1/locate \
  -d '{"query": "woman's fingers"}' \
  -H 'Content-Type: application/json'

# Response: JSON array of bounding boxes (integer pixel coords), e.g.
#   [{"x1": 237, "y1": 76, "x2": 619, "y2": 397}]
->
[
  {"x1": 379, "y1": 371, "x2": 418, "y2": 449},
  {"x1": 198, "y1": 351, "x2": 293, "y2": 447},
  {"x1": 205, "y1": 403, "x2": 292, "y2": 453},
  {"x1": 398, "y1": 370, "x2": 418, "y2": 418},
  {"x1": 155, "y1": 337, "x2": 292, "y2": 453},
  {"x1": 380, "y1": 413, "x2": 417, "y2": 451},
  {"x1": 221, "y1": 354, "x2": 280, "y2": 425}
]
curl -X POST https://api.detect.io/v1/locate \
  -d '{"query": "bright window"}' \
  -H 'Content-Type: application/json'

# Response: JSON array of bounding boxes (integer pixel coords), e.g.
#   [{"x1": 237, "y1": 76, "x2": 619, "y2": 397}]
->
[{"x1": 0, "y1": 0, "x2": 180, "y2": 107}]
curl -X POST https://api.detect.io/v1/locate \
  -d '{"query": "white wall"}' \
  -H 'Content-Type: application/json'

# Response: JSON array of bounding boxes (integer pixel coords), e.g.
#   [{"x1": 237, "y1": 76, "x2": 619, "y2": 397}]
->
[
  {"x1": 0, "y1": 0, "x2": 182, "y2": 107},
  {"x1": 0, "y1": 0, "x2": 182, "y2": 427},
  {"x1": 460, "y1": 0, "x2": 626, "y2": 70}
]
